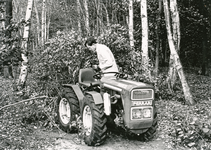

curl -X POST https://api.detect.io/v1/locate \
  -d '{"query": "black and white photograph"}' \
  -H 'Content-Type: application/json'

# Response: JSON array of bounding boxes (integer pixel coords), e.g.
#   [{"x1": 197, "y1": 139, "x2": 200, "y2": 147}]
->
[{"x1": 0, "y1": 0, "x2": 211, "y2": 149}]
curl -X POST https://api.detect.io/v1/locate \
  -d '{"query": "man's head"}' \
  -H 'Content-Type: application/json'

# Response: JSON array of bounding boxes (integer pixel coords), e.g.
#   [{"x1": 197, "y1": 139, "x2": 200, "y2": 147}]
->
[{"x1": 85, "y1": 37, "x2": 97, "y2": 52}]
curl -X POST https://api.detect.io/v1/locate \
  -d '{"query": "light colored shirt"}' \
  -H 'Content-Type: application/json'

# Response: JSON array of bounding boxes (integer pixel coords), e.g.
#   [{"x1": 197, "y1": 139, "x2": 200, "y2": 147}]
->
[{"x1": 96, "y1": 44, "x2": 119, "y2": 73}]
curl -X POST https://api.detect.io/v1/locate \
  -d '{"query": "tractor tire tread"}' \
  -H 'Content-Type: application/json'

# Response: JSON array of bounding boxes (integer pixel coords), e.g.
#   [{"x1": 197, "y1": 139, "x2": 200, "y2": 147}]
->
[
  {"x1": 83, "y1": 95, "x2": 107, "y2": 146},
  {"x1": 56, "y1": 87, "x2": 80, "y2": 133},
  {"x1": 142, "y1": 113, "x2": 158, "y2": 141}
]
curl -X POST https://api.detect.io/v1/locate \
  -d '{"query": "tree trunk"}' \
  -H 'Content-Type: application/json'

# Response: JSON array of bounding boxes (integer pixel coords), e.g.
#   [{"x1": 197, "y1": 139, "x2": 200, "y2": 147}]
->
[
  {"x1": 111, "y1": 0, "x2": 117, "y2": 24},
  {"x1": 102, "y1": 3, "x2": 110, "y2": 29},
  {"x1": 5, "y1": 0, "x2": 12, "y2": 28},
  {"x1": 167, "y1": 0, "x2": 181, "y2": 91},
  {"x1": 41, "y1": 0, "x2": 46, "y2": 47},
  {"x1": 0, "y1": 1, "x2": 6, "y2": 30},
  {"x1": 155, "y1": 0, "x2": 162, "y2": 78},
  {"x1": 163, "y1": 0, "x2": 195, "y2": 105},
  {"x1": 46, "y1": 0, "x2": 52, "y2": 40},
  {"x1": 34, "y1": 0, "x2": 40, "y2": 46},
  {"x1": 12, "y1": 0, "x2": 17, "y2": 19},
  {"x1": 141, "y1": 0, "x2": 151, "y2": 79},
  {"x1": 129, "y1": 0, "x2": 134, "y2": 47},
  {"x1": 94, "y1": 0, "x2": 100, "y2": 35},
  {"x1": 206, "y1": 1, "x2": 211, "y2": 75},
  {"x1": 84, "y1": 0, "x2": 90, "y2": 36},
  {"x1": 99, "y1": 0, "x2": 103, "y2": 34},
  {"x1": 76, "y1": 0, "x2": 81, "y2": 38},
  {"x1": 18, "y1": 0, "x2": 33, "y2": 89},
  {"x1": 1, "y1": 0, "x2": 12, "y2": 79},
  {"x1": 202, "y1": 35, "x2": 207, "y2": 75},
  {"x1": 64, "y1": 1, "x2": 68, "y2": 31},
  {"x1": 46, "y1": 17, "x2": 50, "y2": 40},
  {"x1": 170, "y1": 0, "x2": 180, "y2": 52},
  {"x1": 201, "y1": 0, "x2": 210, "y2": 76},
  {"x1": 207, "y1": 3, "x2": 211, "y2": 46}
]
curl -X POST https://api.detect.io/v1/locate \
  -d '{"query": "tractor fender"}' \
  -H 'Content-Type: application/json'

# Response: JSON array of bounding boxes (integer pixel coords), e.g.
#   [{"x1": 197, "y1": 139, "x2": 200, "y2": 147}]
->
[
  {"x1": 85, "y1": 91, "x2": 103, "y2": 105},
  {"x1": 62, "y1": 84, "x2": 84, "y2": 102}
]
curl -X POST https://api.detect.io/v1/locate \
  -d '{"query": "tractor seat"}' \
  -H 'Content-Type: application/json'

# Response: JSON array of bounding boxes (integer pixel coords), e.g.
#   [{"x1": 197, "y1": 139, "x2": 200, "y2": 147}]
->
[{"x1": 79, "y1": 68, "x2": 100, "y2": 87}]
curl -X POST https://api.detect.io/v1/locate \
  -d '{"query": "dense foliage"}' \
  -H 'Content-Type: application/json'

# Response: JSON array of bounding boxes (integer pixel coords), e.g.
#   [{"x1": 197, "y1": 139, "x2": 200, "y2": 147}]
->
[
  {"x1": 0, "y1": 20, "x2": 24, "y2": 67},
  {"x1": 1, "y1": 0, "x2": 211, "y2": 69}
]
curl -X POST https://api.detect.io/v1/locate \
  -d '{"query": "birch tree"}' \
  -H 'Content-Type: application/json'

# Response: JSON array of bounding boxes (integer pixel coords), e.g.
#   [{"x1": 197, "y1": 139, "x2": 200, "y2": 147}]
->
[
  {"x1": 84, "y1": 0, "x2": 90, "y2": 35},
  {"x1": 41, "y1": 0, "x2": 46, "y2": 46},
  {"x1": 46, "y1": 1, "x2": 51, "y2": 40},
  {"x1": 0, "y1": 1, "x2": 5, "y2": 30},
  {"x1": 163, "y1": 0, "x2": 195, "y2": 105},
  {"x1": 170, "y1": 0, "x2": 180, "y2": 51},
  {"x1": 76, "y1": 0, "x2": 81, "y2": 38},
  {"x1": 129, "y1": 0, "x2": 134, "y2": 47},
  {"x1": 94, "y1": 0, "x2": 102, "y2": 35},
  {"x1": 102, "y1": 3, "x2": 110, "y2": 28},
  {"x1": 140, "y1": 0, "x2": 151, "y2": 79},
  {"x1": 18, "y1": 0, "x2": 33, "y2": 89},
  {"x1": 0, "y1": 1, "x2": 7, "y2": 78},
  {"x1": 98, "y1": 0, "x2": 103, "y2": 34},
  {"x1": 34, "y1": 0, "x2": 40, "y2": 46},
  {"x1": 167, "y1": 0, "x2": 181, "y2": 91},
  {"x1": 155, "y1": 0, "x2": 162, "y2": 77}
]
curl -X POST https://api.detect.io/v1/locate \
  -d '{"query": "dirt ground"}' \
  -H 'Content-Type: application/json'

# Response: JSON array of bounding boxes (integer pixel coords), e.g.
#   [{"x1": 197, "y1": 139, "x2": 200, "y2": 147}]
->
[{"x1": 34, "y1": 129, "x2": 169, "y2": 150}]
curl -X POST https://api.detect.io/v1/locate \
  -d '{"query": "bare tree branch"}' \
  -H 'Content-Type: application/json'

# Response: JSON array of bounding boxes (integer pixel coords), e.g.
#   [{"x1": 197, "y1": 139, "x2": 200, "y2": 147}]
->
[{"x1": 0, "y1": 96, "x2": 47, "y2": 111}]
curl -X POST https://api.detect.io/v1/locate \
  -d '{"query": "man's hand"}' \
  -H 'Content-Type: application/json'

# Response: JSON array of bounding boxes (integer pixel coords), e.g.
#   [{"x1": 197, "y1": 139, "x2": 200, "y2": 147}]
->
[{"x1": 92, "y1": 65, "x2": 101, "y2": 72}]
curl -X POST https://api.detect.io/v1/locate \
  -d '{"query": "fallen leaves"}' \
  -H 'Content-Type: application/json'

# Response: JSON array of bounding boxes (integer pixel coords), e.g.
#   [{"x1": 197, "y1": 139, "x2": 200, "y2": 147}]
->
[
  {"x1": 0, "y1": 76, "x2": 56, "y2": 149},
  {"x1": 1, "y1": 71, "x2": 211, "y2": 149}
]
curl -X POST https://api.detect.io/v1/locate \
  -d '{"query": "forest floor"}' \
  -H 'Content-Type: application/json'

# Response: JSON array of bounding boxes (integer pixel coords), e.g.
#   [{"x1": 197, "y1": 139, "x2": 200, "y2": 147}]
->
[
  {"x1": 0, "y1": 70, "x2": 211, "y2": 150},
  {"x1": 36, "y1": 129, "x2": 167, "y2": 150}
]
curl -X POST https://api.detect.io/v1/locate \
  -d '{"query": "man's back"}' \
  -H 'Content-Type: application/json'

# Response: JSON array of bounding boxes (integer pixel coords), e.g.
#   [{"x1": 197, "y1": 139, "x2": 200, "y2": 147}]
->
[{"x1": 96, "y1": 44, "x2": 118, "y2": 73}]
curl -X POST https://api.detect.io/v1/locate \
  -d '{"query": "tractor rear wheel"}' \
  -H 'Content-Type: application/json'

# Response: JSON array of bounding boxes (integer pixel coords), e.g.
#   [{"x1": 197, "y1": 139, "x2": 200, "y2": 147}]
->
[
  {"x1": 56, "y1": 87, "x2": 80, "y2": 133},
  {"x1": 82, "y1": 94, "x2": 107, "y2": 146}
]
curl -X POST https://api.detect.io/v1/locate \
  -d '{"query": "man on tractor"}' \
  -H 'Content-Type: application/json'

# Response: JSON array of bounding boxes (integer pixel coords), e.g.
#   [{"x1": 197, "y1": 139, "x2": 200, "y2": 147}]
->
[
  {"x1": 56, "y1": 37, "x2": 158, "y2": 147},
  {"x1": 85, "y1": 37, "x2": 119, "y2": 76}
]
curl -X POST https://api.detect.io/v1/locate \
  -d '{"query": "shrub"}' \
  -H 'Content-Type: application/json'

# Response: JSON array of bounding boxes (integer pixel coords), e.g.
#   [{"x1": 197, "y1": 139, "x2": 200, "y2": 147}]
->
[{"x1": 31, "y1": 25, "x2": 155, "y2": 96}]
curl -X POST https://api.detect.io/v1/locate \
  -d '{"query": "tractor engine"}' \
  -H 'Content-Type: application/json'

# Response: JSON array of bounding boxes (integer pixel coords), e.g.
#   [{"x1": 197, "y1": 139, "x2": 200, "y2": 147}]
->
[{"x1": 101, "y1": 77, "x2": 156, "y2": 135}]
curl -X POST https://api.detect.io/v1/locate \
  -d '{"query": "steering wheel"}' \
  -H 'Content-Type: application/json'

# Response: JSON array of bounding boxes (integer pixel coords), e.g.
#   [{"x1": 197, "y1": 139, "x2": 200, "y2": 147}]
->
[
  {"x1": 117, "y1": 73, "x2": 128, "y2": 79},
  {"x1": 93, "y1": 72, "x2": 120, "y2": 79}
]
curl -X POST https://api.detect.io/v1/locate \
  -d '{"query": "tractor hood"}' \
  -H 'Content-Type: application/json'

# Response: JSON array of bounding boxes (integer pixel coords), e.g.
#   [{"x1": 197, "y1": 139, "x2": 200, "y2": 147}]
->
[{"x1": 101, "y1": 77, "x2": 154, "y2": 92}]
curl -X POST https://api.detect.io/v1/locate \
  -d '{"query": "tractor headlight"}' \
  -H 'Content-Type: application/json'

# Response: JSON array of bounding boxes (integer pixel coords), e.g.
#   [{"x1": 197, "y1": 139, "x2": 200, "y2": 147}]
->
[
  {"x1": 131, "y1": 107, "x2": 153, "y2": 120},
  {"x1": 143, "y1": 108, "x2": 151, "y2": 118}
]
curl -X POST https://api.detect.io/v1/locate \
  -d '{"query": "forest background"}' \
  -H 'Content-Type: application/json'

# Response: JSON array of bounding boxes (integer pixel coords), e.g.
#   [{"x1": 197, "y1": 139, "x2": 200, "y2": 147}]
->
[{"x1": 0, "y1": 0, "x2": 211, "y2": 149}]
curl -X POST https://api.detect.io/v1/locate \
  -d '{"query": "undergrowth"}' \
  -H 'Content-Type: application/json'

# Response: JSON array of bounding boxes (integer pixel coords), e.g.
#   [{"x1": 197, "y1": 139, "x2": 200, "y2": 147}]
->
[
  {"x1": 0, "y1": 76, "x2": 57, "y2": 150},
  {"x1": 156, "y1": 73, "x2": 211, "y2": 150},
  {"x1": 1, "y1": 71, "x2": 211, "y2": 149}
]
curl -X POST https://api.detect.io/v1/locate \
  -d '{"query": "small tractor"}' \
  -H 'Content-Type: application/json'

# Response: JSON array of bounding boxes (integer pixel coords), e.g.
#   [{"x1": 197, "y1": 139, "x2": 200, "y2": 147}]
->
[{"x1": 56, "y1": 68, "x2": 158, "y2": 146}]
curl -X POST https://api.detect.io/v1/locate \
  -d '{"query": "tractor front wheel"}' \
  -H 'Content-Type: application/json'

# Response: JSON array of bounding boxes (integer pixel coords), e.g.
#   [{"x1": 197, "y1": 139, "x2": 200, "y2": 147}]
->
[
  {"x1": 82, "y1": 94, "x2": 107, "y2": 146},
  {"x1": 140, "y1": 113, "x2": 158, "y2": 141}
]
